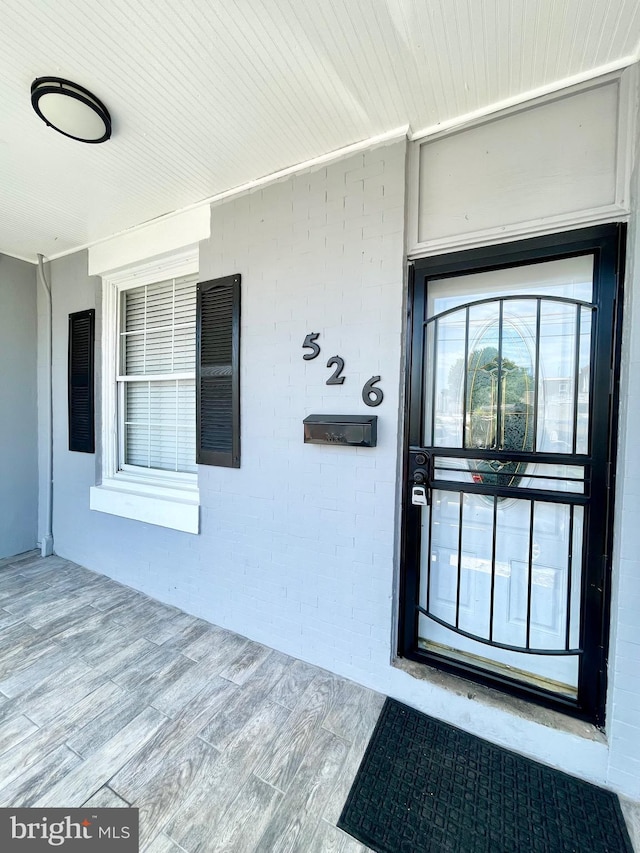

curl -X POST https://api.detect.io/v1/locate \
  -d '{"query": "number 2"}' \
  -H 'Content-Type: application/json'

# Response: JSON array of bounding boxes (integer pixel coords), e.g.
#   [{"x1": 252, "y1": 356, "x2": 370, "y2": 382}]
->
[{"x1": 326, "y1": 356, "x2": 345, "y2": 385}]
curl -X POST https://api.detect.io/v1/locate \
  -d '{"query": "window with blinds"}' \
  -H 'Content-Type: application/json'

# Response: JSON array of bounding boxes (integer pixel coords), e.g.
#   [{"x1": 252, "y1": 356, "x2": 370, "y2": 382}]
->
[{"x1": 118, "y1": 274, "x2": 197, "y2": 474}]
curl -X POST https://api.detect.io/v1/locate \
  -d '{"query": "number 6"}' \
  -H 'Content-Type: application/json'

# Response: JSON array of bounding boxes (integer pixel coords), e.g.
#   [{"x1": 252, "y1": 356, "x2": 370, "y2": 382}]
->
[{"x1": 362, "y1": 375, "x2": 383, "y2": 407}]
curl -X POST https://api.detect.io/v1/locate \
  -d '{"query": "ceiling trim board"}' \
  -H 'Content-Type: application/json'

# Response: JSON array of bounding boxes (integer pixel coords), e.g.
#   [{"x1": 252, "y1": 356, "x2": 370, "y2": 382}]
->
[
  {"x1": 410, "y1": 55, "x2": 638, "y2": 143},
  {"x1": 1, "y1": 251, "x2": 38, "y2": 265},
  {"x1": 15, "y1": 55, "x2": 640, "y2": 267},
  {"x1": 46, "y1": 124, "x2": 411, "y2": 264}
]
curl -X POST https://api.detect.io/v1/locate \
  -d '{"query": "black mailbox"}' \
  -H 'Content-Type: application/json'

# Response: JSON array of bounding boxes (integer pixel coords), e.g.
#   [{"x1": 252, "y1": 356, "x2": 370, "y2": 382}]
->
[{"x1": 303, "y1": 414, "x2": 377, "y2": 447}]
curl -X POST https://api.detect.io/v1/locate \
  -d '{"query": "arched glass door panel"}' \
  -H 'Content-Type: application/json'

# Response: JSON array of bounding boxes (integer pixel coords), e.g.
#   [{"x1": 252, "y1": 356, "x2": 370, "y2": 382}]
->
[{"x1": 401, "y1": 227, "x2": 622, "y2": 724}]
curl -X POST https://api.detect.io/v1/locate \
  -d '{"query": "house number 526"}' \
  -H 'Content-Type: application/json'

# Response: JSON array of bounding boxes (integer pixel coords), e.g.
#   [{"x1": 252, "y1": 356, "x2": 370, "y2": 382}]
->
[{"x1": 302, "y1": 333, "x2": 384, "y2": 406}]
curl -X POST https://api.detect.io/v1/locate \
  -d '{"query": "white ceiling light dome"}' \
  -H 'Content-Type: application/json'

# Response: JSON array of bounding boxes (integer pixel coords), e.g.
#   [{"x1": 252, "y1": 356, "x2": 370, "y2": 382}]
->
[{"x1": 31, "y1": 77, "x2": 111, "y2": 143}]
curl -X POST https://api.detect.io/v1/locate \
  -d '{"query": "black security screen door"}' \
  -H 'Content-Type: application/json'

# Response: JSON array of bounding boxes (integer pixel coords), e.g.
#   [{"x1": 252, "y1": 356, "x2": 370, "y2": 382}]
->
[{"x1": 400, "y1": 225, "x2": 624, "y2": 724}]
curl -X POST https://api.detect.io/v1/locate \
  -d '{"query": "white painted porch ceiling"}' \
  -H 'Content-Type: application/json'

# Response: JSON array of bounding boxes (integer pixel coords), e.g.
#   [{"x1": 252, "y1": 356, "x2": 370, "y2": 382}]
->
[{"x1": 2, "y1": 0, "x2": 639, "y2": 263}]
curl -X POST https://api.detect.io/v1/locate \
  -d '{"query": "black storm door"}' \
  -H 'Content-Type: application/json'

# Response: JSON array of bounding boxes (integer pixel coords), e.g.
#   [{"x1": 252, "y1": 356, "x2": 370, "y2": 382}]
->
[{"x1": 400, "y1": 225, "x2": 624, "y2": 724}]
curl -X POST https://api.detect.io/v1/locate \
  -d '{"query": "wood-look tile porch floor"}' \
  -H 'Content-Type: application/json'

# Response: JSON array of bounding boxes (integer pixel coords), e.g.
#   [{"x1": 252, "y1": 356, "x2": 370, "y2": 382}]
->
[
  {"x1": 0, "y1": 553, "x2": 638, "y2": 853},
  {"x1": 0, "y1": 551, "x2": 379, "y2": 852}
]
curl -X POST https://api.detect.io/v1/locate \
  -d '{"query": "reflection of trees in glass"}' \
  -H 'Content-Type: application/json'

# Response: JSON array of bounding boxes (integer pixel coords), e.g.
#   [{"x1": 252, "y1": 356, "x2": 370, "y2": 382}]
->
[{"x1": 449, "y1": 342, "x2": 534, "y2": 487}]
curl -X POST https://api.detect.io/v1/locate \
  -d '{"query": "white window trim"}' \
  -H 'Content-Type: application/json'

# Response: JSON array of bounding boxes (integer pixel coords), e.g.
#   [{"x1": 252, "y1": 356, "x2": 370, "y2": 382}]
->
[{"x1": 90, "y1": 246, "x2": 200, "y2": 534}]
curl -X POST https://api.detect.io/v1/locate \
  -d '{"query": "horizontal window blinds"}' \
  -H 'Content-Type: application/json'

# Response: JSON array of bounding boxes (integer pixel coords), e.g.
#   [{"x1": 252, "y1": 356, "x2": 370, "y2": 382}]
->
[
  {"x1": 122, "y1": 276, "x2": 196, "y2": 375},
  {"x1": 197, "y1": 274, "x2": 241, "y2": 468},
  {"x1": 119, "y1": 275, "x2": 197, "y2": 473}
]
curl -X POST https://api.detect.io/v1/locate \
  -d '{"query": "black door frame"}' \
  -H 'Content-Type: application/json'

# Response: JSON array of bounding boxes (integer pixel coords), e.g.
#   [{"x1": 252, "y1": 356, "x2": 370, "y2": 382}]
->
[{"x1": 399, "y1": 224, "x2": 625, "y2": 725}]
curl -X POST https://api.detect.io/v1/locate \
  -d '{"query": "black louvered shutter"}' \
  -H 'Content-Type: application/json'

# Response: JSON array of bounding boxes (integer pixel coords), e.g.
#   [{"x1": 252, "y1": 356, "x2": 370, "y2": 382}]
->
[
  {"x1": 68, "y1": 309, "x2": 95, "y2": 453},
  {"x1": 197, "y1": 275, "x2": 240, "y2": 467}
]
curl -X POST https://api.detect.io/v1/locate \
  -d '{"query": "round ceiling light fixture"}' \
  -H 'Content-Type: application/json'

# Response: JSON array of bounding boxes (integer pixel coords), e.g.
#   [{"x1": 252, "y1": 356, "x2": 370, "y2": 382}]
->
[{"x1": 31, "y1": 77, "x2": 111, "y2": 143}]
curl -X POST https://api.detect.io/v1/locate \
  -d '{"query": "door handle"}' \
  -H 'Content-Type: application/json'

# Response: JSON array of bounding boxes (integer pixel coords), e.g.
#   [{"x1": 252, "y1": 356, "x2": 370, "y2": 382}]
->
[
  {"x1": 411, "y1": 452, "x2": 432, "y2": 506},
  {"x1": 411, "y1": 469, "x2": 431, "y2": 506}
]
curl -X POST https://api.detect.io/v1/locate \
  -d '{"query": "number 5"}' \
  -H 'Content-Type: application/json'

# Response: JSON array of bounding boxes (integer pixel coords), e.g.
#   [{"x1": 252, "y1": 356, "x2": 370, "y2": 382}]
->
[{"x1": 302, "y1": 332, "x2": 320, "y2": 360}]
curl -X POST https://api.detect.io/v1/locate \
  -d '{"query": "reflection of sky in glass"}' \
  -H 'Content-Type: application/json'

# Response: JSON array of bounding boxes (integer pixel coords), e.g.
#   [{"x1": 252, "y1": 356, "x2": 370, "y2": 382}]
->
[
  {"x1": 428, "y1": 255, "x2": 594, "y2": 318},
  {"x1": 539, "y1": 302, "x2": 576, "y2": 378}
]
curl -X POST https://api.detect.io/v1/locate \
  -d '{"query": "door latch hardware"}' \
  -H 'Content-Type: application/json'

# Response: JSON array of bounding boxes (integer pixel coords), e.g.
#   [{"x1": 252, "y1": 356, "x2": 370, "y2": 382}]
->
[{"x1": 411, "y1": 485, "x2": 429, "y2": 506}]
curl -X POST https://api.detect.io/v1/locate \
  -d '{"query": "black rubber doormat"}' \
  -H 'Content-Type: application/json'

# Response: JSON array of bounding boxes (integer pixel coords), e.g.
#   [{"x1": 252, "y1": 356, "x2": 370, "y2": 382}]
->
[{"x1": 338, "y1": 698, "x2": 633, "y2": 853}]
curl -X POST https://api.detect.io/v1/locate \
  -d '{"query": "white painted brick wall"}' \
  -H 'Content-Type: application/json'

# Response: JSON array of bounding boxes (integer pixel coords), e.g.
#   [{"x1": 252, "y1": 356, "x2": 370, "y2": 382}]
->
[
  {"x1": 47, "y1": 142, "x2": 407, "y2": 683},
  {"x1": 43, "y1": 135, "x2": 640, "y2": 799},
  {"x1": 192, "y1": 141, "x2": 407, "y2": 682}
]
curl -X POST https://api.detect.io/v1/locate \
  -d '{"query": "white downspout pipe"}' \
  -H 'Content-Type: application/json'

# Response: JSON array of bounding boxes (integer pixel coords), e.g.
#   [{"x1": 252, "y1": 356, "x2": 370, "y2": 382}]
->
[{"x1": 37, "y1": 254, "x2": 54, "y2": 557}]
